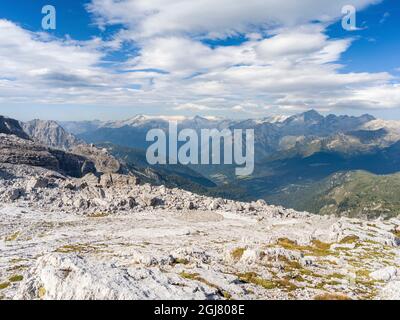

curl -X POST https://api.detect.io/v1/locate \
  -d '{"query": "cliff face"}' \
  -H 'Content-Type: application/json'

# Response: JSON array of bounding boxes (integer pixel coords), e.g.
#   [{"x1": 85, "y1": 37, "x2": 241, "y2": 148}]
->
[
  {"x1": 0, "y1": 133, "x2": 95, "y2": 177},
  {"x1": 0, "y1": 115, "x2": 31, "y2": 140},
  {"x1": 0, "y1": 115, "x2": 123, "y2": 177},
  {"x1": 70, "y1": 144, "x2": 121, "y2": 174},
  {"x1": 21, "y1": 119, "x2": 80, "y2": 151}
]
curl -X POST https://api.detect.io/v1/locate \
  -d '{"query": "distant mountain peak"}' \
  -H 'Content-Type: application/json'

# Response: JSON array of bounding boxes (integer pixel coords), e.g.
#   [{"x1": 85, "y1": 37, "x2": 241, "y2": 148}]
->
[
  {"x1": 22, "y1": 119, "x2": 80, "y2": 150},
  {"x1": 360, "y1": 113, "x2": 376, "y2": 122},
  {"x1": 284, "y1": 109, "x2": 324, "y2": 124},
  {"x1": 303, "y1": 109, "x2": 324, "y2": 119}
]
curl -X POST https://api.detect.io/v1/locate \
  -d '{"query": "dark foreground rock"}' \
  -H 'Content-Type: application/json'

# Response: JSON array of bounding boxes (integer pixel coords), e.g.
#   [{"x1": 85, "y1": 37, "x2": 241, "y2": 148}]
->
[{"x1": 0, "y1": 134, "x2": 95, "y2": 177}]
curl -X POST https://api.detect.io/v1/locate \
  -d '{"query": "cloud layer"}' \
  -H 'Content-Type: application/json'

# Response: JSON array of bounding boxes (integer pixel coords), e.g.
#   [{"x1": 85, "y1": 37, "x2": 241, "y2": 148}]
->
[
  {"x1": 87, "y1": 0, "x2": 381, "y2": 38},
  {"x1": 1, "y1": 0, "x2": 399, "y2": 117}
]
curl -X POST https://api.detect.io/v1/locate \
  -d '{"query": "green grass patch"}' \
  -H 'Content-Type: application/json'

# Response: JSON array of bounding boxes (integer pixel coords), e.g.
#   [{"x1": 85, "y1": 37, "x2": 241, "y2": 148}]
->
[
  {"x1": 5, "y1": 232, "x2": 20, "y2": 242},
  {"x1": 87, "y1": 212, "x2": 110, "y2": 218},
  {"x1": 179, "y1": 272, "x2": 231, "y2": 299},
  {"x1": 340, "y1": 235, "x2": 360, "y2": 244},
  {"x1": 173, "y1": 258, "x2": 190, "y2": 265},
  {"x1": 9, "y1": 275, "x2": 23, "y2": 282},
  {"x1": 276, "y1": 238, "x2": 332, "y2": 256},
  {"x1": 0, "y1": 282, "x2": 10, "y2": 290},
  {"x1": 231, "y1": 248, "x2": 246, "y2": 261},
  {"x1": 237, "y1": 272, "x2": 298, "y2": 291},
  {"x1": 314, "y1": 293, "x2": 351, "y2": 300}
]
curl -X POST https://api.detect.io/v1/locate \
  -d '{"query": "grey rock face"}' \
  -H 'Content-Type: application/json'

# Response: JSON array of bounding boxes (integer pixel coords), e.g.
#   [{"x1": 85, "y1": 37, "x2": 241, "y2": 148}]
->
[
  {"x1": 15, "y1": 254, "x2": 216, "y2": 300},
  {"x1": 0, "y1": 115, "x2": 31, "y2": 140},
  {"x1": 26, "y1": 177, "x2": 49, "y2": 191},
  {"x1": 0, "y1": 134, "x2": 96, "y2": 178},
  {"x1": 6, "y1": 188, "x2": 23, "y2": 201},
  {"x1": 99, "y1": 173, "x2": 139, "y2": 188},
  {"x1": 71, "y1": 145, "x2": 121, "y2": 174},
  {"x1": 21, "y1": 119, "x2": 81, "y2": 151}
]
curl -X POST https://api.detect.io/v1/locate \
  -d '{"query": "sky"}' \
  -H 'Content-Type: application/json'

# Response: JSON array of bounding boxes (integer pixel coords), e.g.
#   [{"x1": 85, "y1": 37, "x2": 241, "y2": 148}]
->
[{"x1": 0, "y1": 0, "x2": 399, "y2": 121}]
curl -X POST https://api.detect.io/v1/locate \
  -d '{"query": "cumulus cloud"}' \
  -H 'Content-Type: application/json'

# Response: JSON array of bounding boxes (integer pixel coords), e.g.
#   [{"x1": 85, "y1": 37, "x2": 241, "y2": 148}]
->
[
  {"x1": 0, "y1": 19, "x2": 161, "y2": 105},
  {"x1": 87, "y1": 0, "x2": 382, "y2": 38},
  {"x1": 1, "y1": 0, "x2": 399, "y2": 117}
]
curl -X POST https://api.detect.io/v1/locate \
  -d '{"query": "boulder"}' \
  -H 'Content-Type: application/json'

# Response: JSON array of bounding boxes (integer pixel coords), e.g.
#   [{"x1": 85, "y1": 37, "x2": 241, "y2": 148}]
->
[
  {"x1": 209, "y1": 199, "x2": 222, "y2": 211},
  {"x1": 128, "y1": 197, "x2": 137, "y2": 209},
  {"x1": 371, "y1": 266, "x2": 398, "y2": 282},
  {"x1": 185, "y1": 201, "x2": 196, "y2": 210},
  {"x1": 7, "y1": 188, "x2": 23, "y2": 201},
  {"x1": 139, "y1": 194, "x2": 163, "y2": 207},
  {"x1": 73, "y1": 198, "x2": 90, "y2": 210},
  {"x1": 80, "y1": 173, "x2": 100, "y2": 186},
  {"x1": 26, "y1": 177, "x2": 49, "y2": 191},
  {"x1": 100, "y1": 173, "x2": 138, "y2": 188}
]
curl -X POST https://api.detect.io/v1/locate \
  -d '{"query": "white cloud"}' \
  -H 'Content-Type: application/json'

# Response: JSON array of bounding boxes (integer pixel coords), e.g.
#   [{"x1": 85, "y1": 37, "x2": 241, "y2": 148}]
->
[
  {"x1": 1, "y1": 0, "x2": 399, "y2": 118},
  {"x1": 87, "y1": 0, "x2": 382, "y2": 38},
  {"x1": 173, "y1": 103, "x2": 213, "y2": 111},
  {"x1": 332, "y1": 84, "x2": 400, "y2": 109},
  {"x1": 379, "y1": 12, "x2": 390, "y2": 24},
  {"x1": 0, "y1": 20, "x2": 161, "y2": 106}
]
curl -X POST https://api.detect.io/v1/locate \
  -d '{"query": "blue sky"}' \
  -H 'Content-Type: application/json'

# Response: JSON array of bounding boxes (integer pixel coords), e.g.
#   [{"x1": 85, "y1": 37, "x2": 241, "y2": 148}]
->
[{"x1": 0, "y1": 0, "x2": 399, "y2": 120}]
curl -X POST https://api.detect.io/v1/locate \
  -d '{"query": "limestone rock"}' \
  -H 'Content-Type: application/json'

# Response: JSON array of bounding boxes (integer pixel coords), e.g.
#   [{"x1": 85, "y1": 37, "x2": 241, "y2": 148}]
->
[
  {"x1": 26, "y1": 177, "x2": 49, "y2": 191},
  {"x1": 139, "y1": 194, "x2": 163, "y2": 207},
  {"x1": 7, "y1": 188, "x2": 23, "y2": 201},
  {"x1": 15, "y1": 254, "x2": 216, "y2": 300},
  {"x1": 71, "y1": 145, "x2": 121, "y2": 174},
  {"x1": 80, "y1": 173, "x2": 100, "y2": 186},
  {"x1": 378, "y1": 281, "x2": 400, "y2": 300},
  {"x1": 0, "y1": 134, "x2": 96, "y2": 178},
  {"x1": 185, "y1": 201, "x2": 196, "y2": 210},
  {"x1": 21, "y1": 119, "x2": 81, "y2": 151},
  {"x1": 209, "y1": 199, "x2": 222, "y2": 211},
  {"x1": 370, "y1": 267, "x2": 398, "y2": 282},
  {"x1": 73, "y1": 198, "x2": 90, "y2": 210},
  {"x1": 100, "y1": 173, "x2": 138, "y2": 188}
]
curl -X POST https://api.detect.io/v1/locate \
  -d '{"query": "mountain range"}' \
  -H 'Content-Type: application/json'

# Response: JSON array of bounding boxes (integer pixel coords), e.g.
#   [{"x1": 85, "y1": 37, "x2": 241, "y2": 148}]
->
[
  {"x1": 3, "y1": 110, "x2": 400, "y2": 218},
  {"x1": 58, "y1": 110, "x2": 400, "y2": 217}
]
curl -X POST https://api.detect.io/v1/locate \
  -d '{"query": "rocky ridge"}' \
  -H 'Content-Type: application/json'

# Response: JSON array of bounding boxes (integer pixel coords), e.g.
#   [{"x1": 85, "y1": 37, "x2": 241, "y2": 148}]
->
[
  {"x1": 0, "y1": 115, "x2": 31, "y2": 140},
  {"x1": 0, "y1": 134, "x2": 96, "y2": 178},
  {"x1": 0, "y1": 161, "x2": 297, "y2": 217}
]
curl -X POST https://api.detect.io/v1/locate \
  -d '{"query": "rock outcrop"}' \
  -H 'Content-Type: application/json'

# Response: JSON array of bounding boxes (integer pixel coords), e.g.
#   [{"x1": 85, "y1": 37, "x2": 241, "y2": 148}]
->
[
  {"x1": 71, "y1": 144, "x2": 121, "y2": 174},
  {"x1": 0, "y1": 115, "x2": 31, "y2": 140},
  {"x1": 0, "y1": 134, "x2": 95, "y2": 178},
  {"x1": 14, "y1": 254, "x2": 216, "y2": 300}
]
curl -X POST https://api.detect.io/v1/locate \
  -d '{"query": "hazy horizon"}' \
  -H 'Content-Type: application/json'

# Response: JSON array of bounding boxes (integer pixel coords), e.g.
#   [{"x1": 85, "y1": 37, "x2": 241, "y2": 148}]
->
[
  {"x1": 0, "y1": 1, "x2": 399, "y2": 121},
  {"x1": 2, "y1": 105, "x2": 400, "y2": 123}
]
